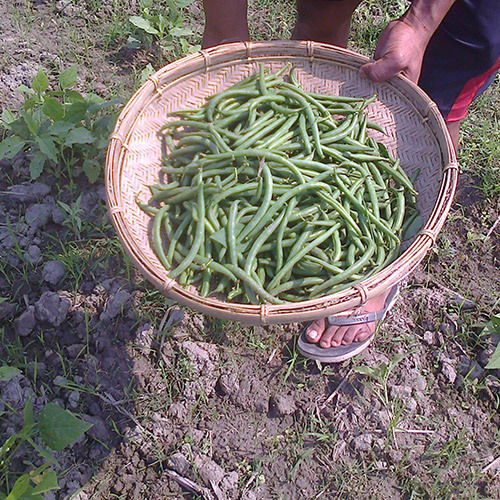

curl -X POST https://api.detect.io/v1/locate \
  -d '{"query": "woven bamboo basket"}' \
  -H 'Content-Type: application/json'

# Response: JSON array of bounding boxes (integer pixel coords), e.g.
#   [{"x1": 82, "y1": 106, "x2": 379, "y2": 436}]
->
[{"x1": 105, "y1": 40, "x2": 458, "y2": 325}]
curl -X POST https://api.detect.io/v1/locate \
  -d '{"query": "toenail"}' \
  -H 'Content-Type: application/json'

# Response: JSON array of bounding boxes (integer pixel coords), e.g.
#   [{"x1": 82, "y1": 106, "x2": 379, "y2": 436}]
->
[{"x1": 308, "y1": 329, "x2": 318, "y2": 340}]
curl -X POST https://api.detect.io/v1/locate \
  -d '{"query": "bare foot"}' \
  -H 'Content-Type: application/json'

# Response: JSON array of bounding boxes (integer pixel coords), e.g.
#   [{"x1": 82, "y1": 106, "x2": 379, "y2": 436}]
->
[{"x1": 305, "y1": 288, "x2": 393, "y2": 349}]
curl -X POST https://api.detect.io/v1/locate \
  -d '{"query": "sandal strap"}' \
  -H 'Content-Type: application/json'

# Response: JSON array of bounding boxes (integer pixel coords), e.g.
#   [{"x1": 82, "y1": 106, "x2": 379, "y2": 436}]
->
[{"x1": 327, "y1": 285, "x2": 399, "y2": 327}]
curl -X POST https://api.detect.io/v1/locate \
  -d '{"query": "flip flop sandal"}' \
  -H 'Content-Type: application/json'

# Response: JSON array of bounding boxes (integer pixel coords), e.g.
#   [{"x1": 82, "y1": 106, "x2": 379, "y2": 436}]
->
[{"x1": 297, "y1": 285, "x2": 399, "y2": 363}]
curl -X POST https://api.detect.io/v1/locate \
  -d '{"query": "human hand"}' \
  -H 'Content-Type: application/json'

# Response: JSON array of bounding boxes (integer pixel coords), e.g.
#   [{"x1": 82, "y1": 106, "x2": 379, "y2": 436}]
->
[{"x1": 360, "y1": 19, "x2": 429, "y2": 84}]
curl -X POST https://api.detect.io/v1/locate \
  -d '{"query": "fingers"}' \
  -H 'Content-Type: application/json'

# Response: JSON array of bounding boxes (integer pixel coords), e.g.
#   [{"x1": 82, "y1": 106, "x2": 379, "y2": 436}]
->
[{"x1": 360, "y1": 53, "x2": 405, "y2": 83}]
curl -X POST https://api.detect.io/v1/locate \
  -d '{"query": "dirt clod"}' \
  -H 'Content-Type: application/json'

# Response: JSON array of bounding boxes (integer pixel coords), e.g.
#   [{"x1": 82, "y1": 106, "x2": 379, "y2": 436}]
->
[
  {"x1": 353, "y1": 433, "x2": 373, "y2": 452},
  {"x1": 167, "y1": 452, "x2": 191, "y2": 476},
  {"x1": 35, "y1": 291, "x2": 71, "y2": 327},
  {"x1": 2, "y1": 182, "x2": 51, "y2": 203},
  {"x1": 13, "y1": 306, "x2": 36, "y2": 336},
  {"x1": 25, "y1": 203, "x2": 52, "y2": 230},
  {"x1": 194, "y1": 453, "x2": 225, "y2": 487},
  {"x1": 99, "y1": 289, "x2": 132, "y2": 322},
  {"x1": 42, "y1": 260, "x2": 66, "y2": 285},
  {"x1": 270, "y1": 393, "x2": 296, "y2": 416}
]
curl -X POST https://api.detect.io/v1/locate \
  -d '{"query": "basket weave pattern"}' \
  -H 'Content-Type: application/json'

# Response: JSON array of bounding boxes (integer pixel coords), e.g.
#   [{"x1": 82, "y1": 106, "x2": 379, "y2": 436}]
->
[{"x1": 106, "y1": 41, "x2": 458, "y2": 325}]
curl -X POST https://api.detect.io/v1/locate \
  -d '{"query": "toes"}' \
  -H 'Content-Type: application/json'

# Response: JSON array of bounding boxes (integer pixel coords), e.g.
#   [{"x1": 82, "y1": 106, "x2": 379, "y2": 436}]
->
[
  {"x1": 319, "y1": 324, "x2": 339, "y2": 348},
  {"x1": 354, "y1": 325, "x2": 373, "y2": 342},
  {"x1": 331, "y1": 325, "x2": 349, "y2": 347},
  {"x1": 305, "y1": 318, "x2": 326, "y2": 343},
  {"x1": 341, "y1": 326, "x2": 359, "y2": 345}
]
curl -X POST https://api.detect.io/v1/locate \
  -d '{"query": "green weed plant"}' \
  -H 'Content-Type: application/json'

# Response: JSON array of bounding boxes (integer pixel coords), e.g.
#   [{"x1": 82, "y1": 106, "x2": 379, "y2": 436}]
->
[
  {"x1": 128, "y1": 0, "x2": 200, "y2": 60},
  {"x1": 0, "y1": 66, "x2": 121, "y2": 183},
  {"x1": 0, "y1": 368, "x2": 92, "y2": 499}
]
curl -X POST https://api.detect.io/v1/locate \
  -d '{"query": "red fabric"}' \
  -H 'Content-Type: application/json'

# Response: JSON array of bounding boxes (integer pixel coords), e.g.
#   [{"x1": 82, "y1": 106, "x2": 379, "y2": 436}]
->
[{"x1": 447, "y1": 54, "x2": 500, "y2": 122}]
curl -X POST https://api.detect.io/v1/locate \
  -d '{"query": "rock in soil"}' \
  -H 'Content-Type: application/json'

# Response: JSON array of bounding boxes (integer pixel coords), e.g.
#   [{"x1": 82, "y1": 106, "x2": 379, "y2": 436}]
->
[
  {"x1": 23, "y1": 244, "x2": 41, "y2": 265},
  {"x1": 269, "y1": 393, "x2": 296, "y2": 416},
  {"x1": 25, "y1": 203, "x2": 52, "y2": 230},
  {"x1": 42, "y1": 260, "x2": 66, "y2": 285},
  {"x1": 457, "y1": 357, "x2": 485, "y2": 380},
  {"x1": 0, "y1": 376, "x2": 34, "y2": 411},
  {"x1": 194, "y1": 453, "x2": 225, "y2": 487},
  {"x1": 35, "y1": 291, "x2": 71, "y2": 327},
  {"x1": 81, "y1": 415, "x2": 109, "y2": 442},
  {"x1": 353, "y1": 433, "x2": 373, "y2": 452},
  {"x1": 167, "y1": 452, "x2": 191, "y2": 476},
  {"x1": 2, "y1": 182, "x2": 50, "y2": 203},
  {"x1": 423, "y1": 330, "x2": 436, "y2": 345},
  {"x1": 439, "y1": 355, "x2": 457, "y2": 384},
  {"x1": 0, "y1": 301, "x2": 17, "y2": 321},
  {"x1": 217, "y1": 372, "x2": 240, "y2": 397},
  {"x1": 14, "y1": 306, "x2": 36, "y2": 336},
  {"x1": 99, "y1": 289, "x2": 132, "y2": 322}
]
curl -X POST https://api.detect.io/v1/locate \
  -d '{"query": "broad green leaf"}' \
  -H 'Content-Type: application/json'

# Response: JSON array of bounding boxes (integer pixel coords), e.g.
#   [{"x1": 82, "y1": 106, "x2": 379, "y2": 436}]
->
[
  {"x1": 8, "y1": 117, "x2": 31, "y2": 139},
  {"x1": 59, "y1": 66, "x2": 78, "y2": 90},
  {"x1": 30, "y1": 469, "x2": 59, "y2": 495},
  {"x1": 29, "y1": 153, "x2": 46, "y2": 180},
  {"x1": 65, "y1": 102, "x2": 88, "y2": 123},
  {"x1": 175, "y1": 0, "x2": 196, "y2": 7},
  {"x1": 39, "y1": 403, "x2": 92, "y2": 451},
  {"x1": 129, "y1": 15, "x2": 160, "y2": 35},
  {"x1": 35, "y1": 135, "x2": 59, "y2": 164},
  {"x1": 485, "y1": 315, "x2": 500, "y2": 369},
  {"x1": 352, "y1": 365, "x2": 376, "y2": 377},
  {"x1": 23, "y1": 398, "x2": 34, "y2": 428},
  {"x1": 22, "y1": 112, "x2": 39, "y2": 136},
  {"x1": 402, "y1": 214, "x2": 423, "y2": 242},
  {"x1": 32, "y1": 68, "x2": 49, "y2": 95},
  {"x1": 82, "y1": 159, "x2": 101, "y2": 183},
  {"x1": 16, "y1": 84, "x2": 34, "y2": 95},
  {"x1": 492, "y1": 314, "x2": 500, "y2": 330},
  {"x1": 485, "y1": 343, "x2": 500, "y2": 369},
  {"x1": 63, "y1": 90, "x2": 85, "y2": 103},
  {"x1": 64, "y1": 127, "x2": 95, "y2": 146},
  {"x1": 0, "y1": 136, "x2": 26, "y2": 160},
  {"x1": 1, "y1": 109, "x2": 16, "y2": 127},
  {"x1": 139, "y1": 63, "x2": 155, "y2": 85},
  {"x1": 42, "y1": 97, "x2": 65, "y2": 121},
  {"x1": 0, "y1": 366, "x2": 21, "y2": 382},
  {"x1": 49, "y1": 121, "x2": 73, "y2": 142},
  {"x1": 5, "y1": 474, "x2": 29, "y2": 500},
  {"x1": 170, "y1": 26, "x2": 192, "y2": 37}
]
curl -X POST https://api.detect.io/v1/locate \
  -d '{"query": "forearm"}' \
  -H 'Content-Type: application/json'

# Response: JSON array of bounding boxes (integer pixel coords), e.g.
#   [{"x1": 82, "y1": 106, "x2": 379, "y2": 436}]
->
[{"x1": 402, "y1": 0, "x2": 457, "y2": 43}]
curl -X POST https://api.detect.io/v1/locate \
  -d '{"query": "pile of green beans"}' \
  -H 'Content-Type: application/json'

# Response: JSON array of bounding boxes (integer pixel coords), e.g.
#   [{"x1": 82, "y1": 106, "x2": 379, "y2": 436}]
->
[{"x1": 138, "y1": 64, "x2": 419, "y2": 304}]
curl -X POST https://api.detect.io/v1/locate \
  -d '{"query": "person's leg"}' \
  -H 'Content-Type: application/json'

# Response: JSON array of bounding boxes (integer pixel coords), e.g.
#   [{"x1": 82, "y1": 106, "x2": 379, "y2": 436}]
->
[
  {"x1": 202, "y1": 0, "x2": 249, "y2": 48},
  {"x1": 292, "y1": 0, "x2": 362, "y2": 47}
]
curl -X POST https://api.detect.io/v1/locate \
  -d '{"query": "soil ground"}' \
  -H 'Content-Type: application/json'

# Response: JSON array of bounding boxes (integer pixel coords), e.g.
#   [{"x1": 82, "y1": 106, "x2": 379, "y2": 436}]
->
[{"x1": 0, "y1": 1, "x2": 499, "y2": 499}]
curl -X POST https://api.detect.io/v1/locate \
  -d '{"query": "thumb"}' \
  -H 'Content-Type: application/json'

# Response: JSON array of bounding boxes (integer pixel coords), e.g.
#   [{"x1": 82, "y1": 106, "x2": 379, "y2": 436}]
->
[{"x1": 360, "y1": 54, "x2": 403, "y2": 83}]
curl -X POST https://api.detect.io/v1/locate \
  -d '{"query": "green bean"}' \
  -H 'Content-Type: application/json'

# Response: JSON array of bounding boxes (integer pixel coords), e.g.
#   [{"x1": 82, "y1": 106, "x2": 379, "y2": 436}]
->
[
  {"x1": 310, "y1": 239, "x2": 376, "y2": 297},
  {"x1": 238, "y1": 163, "x2": 273, "y2": 241},
  {"x1": 244, "y1": 209, "x2": 286, "y2": 275},
  {"x1": 226, "y1": 264, "x2": 283, "y2": 304},
  {"x1": 269, "y1": 223, "x2": 340, "y2": 292},
  {"x1": 227, "y1": 200, "x2": 240, "y2": 266},
  {"x1": 168, "y1": 178, "x2": 205, "y2": 279}
]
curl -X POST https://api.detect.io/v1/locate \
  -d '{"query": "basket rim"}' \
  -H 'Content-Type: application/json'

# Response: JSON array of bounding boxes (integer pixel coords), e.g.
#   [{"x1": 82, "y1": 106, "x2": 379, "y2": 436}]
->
[{"x1": 105, "y1": 40, "x2": 458, "y2": 325}]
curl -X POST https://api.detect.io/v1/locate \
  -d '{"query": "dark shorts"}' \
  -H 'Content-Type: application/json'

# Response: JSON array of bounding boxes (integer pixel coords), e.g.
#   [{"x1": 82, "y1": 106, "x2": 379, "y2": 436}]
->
[
  {"x1": 324, "y1": 0, "x2": 500, "y2": 121},
  {"x1": 417, "y1": 0, "x2": 500, "y2": 122}
]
